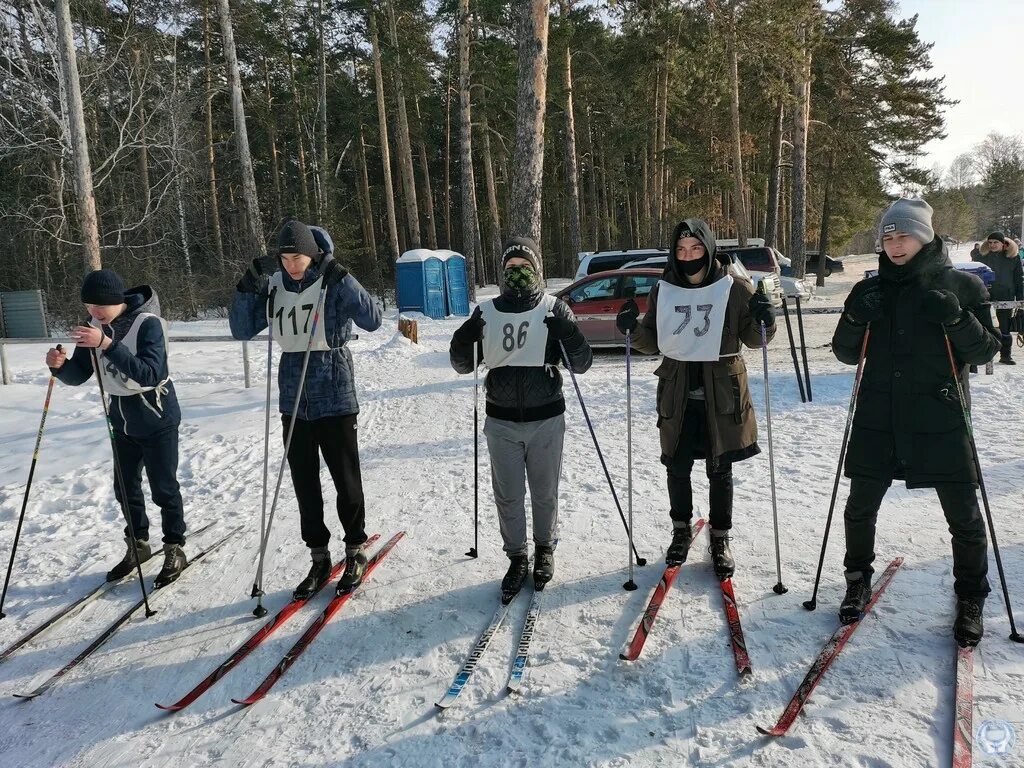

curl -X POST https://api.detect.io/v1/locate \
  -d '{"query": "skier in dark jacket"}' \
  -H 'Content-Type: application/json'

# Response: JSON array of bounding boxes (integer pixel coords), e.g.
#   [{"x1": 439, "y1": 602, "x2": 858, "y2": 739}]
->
[
  {"x1": 449, "y1": 237, "x2": 593, "y2": 602},
  {"x1": 230, "y1": 220, "x2": 382, "y2": 598},
  {"x1": 45, "y1": 269, "x2": 187, "y2": 586},
  {"x1": 971, "y1": 231, "x2": 1022, "y2": 364},
  {"x1": 616, "y1": 219, "x2": 776, "y2": 578},
  {"x1": 832, "y1": 198, "x2": 1001, "y2": 646}
]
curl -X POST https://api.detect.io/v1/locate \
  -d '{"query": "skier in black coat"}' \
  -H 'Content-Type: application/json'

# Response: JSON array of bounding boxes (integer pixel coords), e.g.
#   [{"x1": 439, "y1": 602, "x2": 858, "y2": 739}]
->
[
  {"x1": 832, "y1": 198, "x2": 1001, "y2": 647},
  {"x1": 971, "y1": 231, "x2": 1023, "y2": 364}
]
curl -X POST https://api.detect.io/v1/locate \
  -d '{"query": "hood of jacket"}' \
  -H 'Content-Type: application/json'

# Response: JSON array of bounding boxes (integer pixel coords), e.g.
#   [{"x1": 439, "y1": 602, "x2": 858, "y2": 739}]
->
[
  {"x1": 980, "y1": 238, "x2": 1020, "y2": 259},
  {"x1": 108, "y1": 285, "x2": 160, "y2": 336},
  {"x1": 664, "y1": 218, "x2": 730, "y2": 288}
]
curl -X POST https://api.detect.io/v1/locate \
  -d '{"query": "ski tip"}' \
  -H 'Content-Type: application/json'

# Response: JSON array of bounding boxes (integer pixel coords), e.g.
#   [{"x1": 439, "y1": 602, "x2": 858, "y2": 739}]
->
[
  {"x1": 738, "y1": 667, "x2": 753, "y2": 679},
  {"x1": 13, "y1": 692, "x2": 40, "y2": 701},
  {"x1": 619, "y1": 651, "x2": 637, "y2": 662},
  {"x1": 755, "y1": 725, "x2": 782, "y2": 737},
  {"x1": 230, "y1": 697, "x2": 255, "y2": 707},
  {"x1": 154, "y1": 702, "x2": 184, "y2": 712}
]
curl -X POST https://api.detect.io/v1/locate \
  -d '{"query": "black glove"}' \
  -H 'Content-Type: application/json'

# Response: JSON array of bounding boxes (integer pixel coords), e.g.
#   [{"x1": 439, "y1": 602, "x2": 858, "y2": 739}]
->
[
  {"x1": 321, "y1": 257, "x2": 349, "y2": 287},
  {"x1": 845, "y1": 280, "x2": 885, "y2": 325},
  {"x1": 544, "y1": 314, "x2": 577, "y2": 341},
  {"x1": 236, "y1": 256, "x2": 277, "y2": 294},
  {"x1": 616, "y1": 299, "x2": 639, "y2": 334},
  {"x1": 919, "y1": 289, "x2": 961, "y2": 325},
  {"x1": 748, "y1": 291, "x2": 775, "y2": 328},
  {"x1": 453, "y1": 312, "x2": 485, "y2": 344}
]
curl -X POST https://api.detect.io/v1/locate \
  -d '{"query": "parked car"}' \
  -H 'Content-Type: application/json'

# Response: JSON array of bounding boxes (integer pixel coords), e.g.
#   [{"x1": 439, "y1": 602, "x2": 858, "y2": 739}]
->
[
  {"x1": 574, "y1": 249, "x2": 668, "y2": 280},
  {"x1": 713, "y1": 246, "x2": 813, "y2": 299},
  {"x1": 862, "y1": 261, "x2": 996, "y2": 287},
  {"x1": 557, "y1": 268, "x2": 663, "y2": 347},
  {"x1": 802, "y1": 251, "x2": 845, "y2": 277}
]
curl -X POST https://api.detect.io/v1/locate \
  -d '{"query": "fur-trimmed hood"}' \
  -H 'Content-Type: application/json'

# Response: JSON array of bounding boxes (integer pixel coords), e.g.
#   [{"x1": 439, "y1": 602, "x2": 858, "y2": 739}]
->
[{"x1": 980, "y1": 238, "x2": 1019, "y2": 259}]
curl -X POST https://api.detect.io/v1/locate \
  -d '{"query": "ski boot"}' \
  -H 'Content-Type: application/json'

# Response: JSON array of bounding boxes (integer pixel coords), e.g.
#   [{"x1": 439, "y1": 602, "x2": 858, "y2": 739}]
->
[
  {"x1": 106, "y1": 537, "x2": 153, "y2": 582},
  {"x1": 501, "y1": 555, "x2": 530, "y2": 604},
  {"x1": 708, "y1": 531, "x2": 735, "y2": 581},
  {"x1": 665, "y1": 523, "x2": 693, "y2": 566},
  {"x1": 533, "y1": 546, "x2": 555, "y2": 590},
  {"x1": 839, "y1": 574, "x2": 872, "y2": 625},
  {"x1": 293, "y1": 546, "x2": 331, "y2": 601},
  {"x1": 336, "y1": 545, "x2": 368, "y2": 594},
  {"x1": 154, "y1": 543, "x2": 187, "y2": 588},
  {"x1": 954, "y1": 597, "x2": 985, "y2": 647}
]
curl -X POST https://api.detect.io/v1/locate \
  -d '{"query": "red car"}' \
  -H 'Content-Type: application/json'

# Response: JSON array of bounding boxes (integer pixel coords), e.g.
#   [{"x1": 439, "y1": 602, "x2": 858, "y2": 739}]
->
[{"x1": 556, "y1": 268, "x2": 662, "y2": 348}]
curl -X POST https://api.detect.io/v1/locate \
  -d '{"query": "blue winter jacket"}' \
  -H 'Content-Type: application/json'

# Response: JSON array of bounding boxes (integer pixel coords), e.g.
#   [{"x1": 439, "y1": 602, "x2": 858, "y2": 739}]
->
[
  {"x1": 51, "y1": 286, "x2": 181, "y2": 438},
  {"x1": 229, "y1": 261, "x2": 382, "y2": 421}
]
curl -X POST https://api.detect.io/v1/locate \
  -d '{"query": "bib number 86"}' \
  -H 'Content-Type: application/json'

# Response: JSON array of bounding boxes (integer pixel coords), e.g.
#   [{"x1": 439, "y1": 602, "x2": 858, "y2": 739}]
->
[{"x1": 502, "y1": 321, "x2": 530, "y2": 351}]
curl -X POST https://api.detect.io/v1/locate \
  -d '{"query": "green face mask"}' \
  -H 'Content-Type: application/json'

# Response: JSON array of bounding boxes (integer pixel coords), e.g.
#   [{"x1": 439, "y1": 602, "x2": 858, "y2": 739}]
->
[{"x1": 503, "y1": 264, "x2": 538, "y2": 295}]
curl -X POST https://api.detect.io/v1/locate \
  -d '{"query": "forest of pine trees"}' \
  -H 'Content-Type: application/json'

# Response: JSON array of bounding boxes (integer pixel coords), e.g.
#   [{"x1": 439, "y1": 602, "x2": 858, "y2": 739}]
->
[{"x1": 0, "y1": 0, "x2": 984, "y2": 322}]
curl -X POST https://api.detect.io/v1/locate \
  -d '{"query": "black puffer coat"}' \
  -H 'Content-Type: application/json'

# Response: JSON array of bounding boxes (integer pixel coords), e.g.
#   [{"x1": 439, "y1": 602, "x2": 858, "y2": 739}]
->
[{"x1": 832, "y1": 238, "x2": 1001, "y2": 487}]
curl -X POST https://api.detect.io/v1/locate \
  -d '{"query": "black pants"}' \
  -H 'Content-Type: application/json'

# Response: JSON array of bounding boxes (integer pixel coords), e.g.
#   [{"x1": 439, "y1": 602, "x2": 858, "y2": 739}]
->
[
  {"x1": 996, "y1": 308, "x2": 1013, "y2": 358},
  {"x1": 843, "y1": 477, "x2": 990, "y2": 598},
  {"x1": 667, "y1": 399, "x2": 733, "y2": 531},
  {"x1": 283, "y1": 413, "x2": 367, "y2": 550},
  {"x1": 112, "y1": 427, "x2": 186, "y2": 545}
]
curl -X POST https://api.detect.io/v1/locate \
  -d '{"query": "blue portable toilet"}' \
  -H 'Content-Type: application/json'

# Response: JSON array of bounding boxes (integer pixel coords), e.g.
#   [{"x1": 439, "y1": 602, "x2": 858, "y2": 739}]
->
[
  {"x1": 438, "y1": 250, "x2": 470, "y2": 316},
  {"x1": 396, "y1": 249, "x2": 448, "y2": 319}
]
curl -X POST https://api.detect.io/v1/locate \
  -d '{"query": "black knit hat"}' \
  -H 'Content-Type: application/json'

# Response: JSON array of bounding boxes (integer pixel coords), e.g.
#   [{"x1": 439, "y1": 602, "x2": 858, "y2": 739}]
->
[
  {"x1": 81, "y1": 269, "x2": 126, "y2": 306},
  {"x1": 501, "y1": 236, "x2": 541, "y2": 271},
  {"x1": 278, "y1": 219, "x2": 320, "y2": 261},
  {"x1": 987, "y1": 231, "x2": 1006, "y2": 242}
]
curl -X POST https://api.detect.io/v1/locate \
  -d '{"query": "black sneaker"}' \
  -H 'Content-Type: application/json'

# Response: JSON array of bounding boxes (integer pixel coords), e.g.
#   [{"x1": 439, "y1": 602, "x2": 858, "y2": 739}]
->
[
  {"x1": 106, "y1": 537, "x2": 153, "y2": 582},
  {"x1": 501, "y1": 555, "x2": 530, "y2": 604},
  {"x1": 666, "y1": 524, "x2": 693, "y2": 566},
  {"x1": 954, "y1": 597, "x2": 985, "y2": 647},
  {"x1": 154, "y1": 544, "x2": 187, "y2": 588},
  {"x1": 708, "y1": 533, "x2": 735, "y2": 581},
  {"x1": 839, "y1": 576, "x2": 872, "y2": 625},
  {"x1": 336, "y1": 546, "x2": 368, "y2": 594},
  {"x1": 293, "y1": 547, "x2": 331, "y2": 601},
  {"x1": 1000, "y1": 356, "x2": 1016, "y2": 365},
  {"x1": 533, "y1": 546, "x2": 555, "y2": 590}
]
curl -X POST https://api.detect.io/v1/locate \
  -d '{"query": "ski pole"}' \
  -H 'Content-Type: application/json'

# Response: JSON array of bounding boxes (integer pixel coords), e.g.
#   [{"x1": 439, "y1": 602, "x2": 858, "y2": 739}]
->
[
  {"x1": 624, "y1": 331, "x2": 637, "y2": 591},
  {"x1": 89, "y1": 347, "x2": 155, "y2": 618},
  {"x1": 803, "y1": 328, "x2": 870, "y2": 612},
  {"x1": 942, "y1": 334, "x2": 1023, "y2": 643},
  {"x1": 795, "y1": 295, "x2": 812, "y2": 401},
  {"x1": 780, "y1": 296, "x2": 806, "y2": 403},
  {"x1": 252, "y1": 285, "x2": 328, "y2": 617},
  {"x1": 466, "y1": 343, "x2": 479, "y2": 559},
  {"x1": 557, "y1": 340, "x2": 647, "y2": 571},
  {"x1": 251, "y1": 288, "x2": 277, "y2": 617},
  {"x1": 760, "y1": 321, "x2": 786, "y2": 596},
  {"x1": 0, "y1": 345, "x2": 62, "y2": 619}
]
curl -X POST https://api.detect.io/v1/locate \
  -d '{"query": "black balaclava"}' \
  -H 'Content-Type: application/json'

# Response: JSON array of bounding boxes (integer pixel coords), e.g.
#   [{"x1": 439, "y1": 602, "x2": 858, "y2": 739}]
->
[{"x1": 666, "y1": 218, "x2": 718, "y2": 288}]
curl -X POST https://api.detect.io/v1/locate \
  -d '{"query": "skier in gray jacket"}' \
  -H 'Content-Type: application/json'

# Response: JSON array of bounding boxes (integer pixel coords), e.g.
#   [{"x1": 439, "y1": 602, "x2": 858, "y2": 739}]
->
[{"x1": 450, "y1": 237, "x2": 593, "y2": 602}]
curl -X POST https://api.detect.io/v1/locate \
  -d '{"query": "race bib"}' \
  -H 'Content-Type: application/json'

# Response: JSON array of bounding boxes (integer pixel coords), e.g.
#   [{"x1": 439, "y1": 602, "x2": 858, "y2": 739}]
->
[
  {"x1": 656, "y1": 276, "x2": 733, "y2": 361},
  {"x1": 480, "y1": 294, "x2": 557, "y2": 368},
  {"x1": 267, "y1": 273, "x2": 330, "y2": 353}
]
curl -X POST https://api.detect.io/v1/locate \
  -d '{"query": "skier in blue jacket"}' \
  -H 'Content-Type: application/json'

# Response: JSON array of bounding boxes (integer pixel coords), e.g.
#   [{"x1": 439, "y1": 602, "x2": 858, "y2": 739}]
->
[
  {"x1": 230, "y1": 220, "x2": 382, "y2": 597},
  {"x1": 46, "y1": 269, "x2": 187, "y2": 586}
]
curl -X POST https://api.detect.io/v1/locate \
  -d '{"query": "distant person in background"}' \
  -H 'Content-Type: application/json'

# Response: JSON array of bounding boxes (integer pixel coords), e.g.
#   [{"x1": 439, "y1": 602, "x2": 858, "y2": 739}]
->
[
  {"x1": 970, "y1": 242, "x2": 981, "y2": 260},
  {"x1": 972, "y1": 231, "x2": 1023, "y2": 364}
]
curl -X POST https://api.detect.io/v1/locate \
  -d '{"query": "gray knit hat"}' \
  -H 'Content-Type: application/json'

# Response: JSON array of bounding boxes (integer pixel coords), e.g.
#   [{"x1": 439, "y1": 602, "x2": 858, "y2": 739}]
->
[{"x1": 879, "y1": 198, "x2": 934, "y2": 245}]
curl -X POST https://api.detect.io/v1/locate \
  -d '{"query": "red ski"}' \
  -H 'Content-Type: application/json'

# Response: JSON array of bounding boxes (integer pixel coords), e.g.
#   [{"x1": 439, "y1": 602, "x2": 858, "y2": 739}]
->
[
  {"x1": 620, "y1": 519, "x2": 706, "y2": 662},
  {"x1": 952, "y1": 645, "x2": 974, "y2": 768},
  {"x1": 757, "y1": 557, "x2": 903, "y2": 737},
  {"x1": 231, "y1": 531, "x2": 405, "y2": 707},
  {"x1": 720, "y1": 577, "x2": 752, "y2": 677},
  {"x1": 156, "y1": 533, "x2": 381, "y2": 712}
]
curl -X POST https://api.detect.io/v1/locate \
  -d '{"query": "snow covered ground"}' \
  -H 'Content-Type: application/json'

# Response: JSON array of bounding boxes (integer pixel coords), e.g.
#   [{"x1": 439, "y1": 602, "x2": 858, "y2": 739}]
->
[{"x1": 0, "y1": 254, "x2": 1022, "y2": 767}]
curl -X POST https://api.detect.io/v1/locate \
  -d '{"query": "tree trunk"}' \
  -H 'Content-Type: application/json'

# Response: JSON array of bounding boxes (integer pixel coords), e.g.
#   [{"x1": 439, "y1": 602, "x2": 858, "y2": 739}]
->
[
  {"x1": 764, "y1": 96, "x2": 783, "y2": 249},
  {"x1": 583, "y1": 104, "x2": 600, "y2": 249},
  {"x1": 55, "y1": 0, "x2": 101, "y2": 272},
  {"x1": 170, "y1": 54, "x2": 195, "y2": 314},
  {"x1": 216, "y1": 0, "x2": 265, "y2": 258},
  {"x1": 414, "y1": 98, "x2": 438, "y2": 249},
  {"x1": 368, "y1": 10, "x2": 401, "y2": 261},
  {"x1": 282, "y1": 12, "x2": 311, "y2": 221},
  {"x1": 204, "y1": 0, "x2": 226, "y2": 273},
  {"x1": 458, "y1": 0, "x2": 478, "y2": 299},
  {"x1": 817, "y1": 150, "x2": 834, "y2": 289},
  {"x1": 385, "y1": 1, "x2": 422, "y2": 249},
  {"x1": 790, "y1": 27, "x2": 811, "y2": 279},
  {"x1": 356, "y1": 124, "x2": 378, "y2": 276},
  {"x1": 508, "y1": 0, "x2": 550, "y2": 252},
  {"x1": 262, "y1": 58, "x2": 284, "y2": 228},
  {"x1": 480, "y1": 115, "x2": 503, "y2": 282},
  {"x1": 563, "y1": 47, "x2": 582, "y2": 270},
  {"x1": 130, "y1": 47, "x2": 154, "y2": 258},
  {"x1": 725, "y1": 3, "x2": 748, "y2": 246},
  {"x1": 656, "y1": 60, "x2": 670, "y2": 243},
  {"x1": 443, "y1": 68, "x2": 453, "y2": 249},
  {"x1": 316, "y1": 0, "x2": 329, "y2": 220}
]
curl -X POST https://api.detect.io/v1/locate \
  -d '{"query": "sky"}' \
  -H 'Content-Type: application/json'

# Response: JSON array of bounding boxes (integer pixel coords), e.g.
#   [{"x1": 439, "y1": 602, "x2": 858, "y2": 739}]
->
[{"x1": 897, "y1": 0, "x2": 1024, "y2": 174}]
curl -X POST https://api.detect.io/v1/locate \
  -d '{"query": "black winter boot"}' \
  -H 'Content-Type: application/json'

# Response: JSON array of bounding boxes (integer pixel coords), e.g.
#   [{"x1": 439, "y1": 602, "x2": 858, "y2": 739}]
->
[
  {"x1": 839, "y1": 574, "x2": 872, "y2": 625},
  {"x1": 708, "y1": 530, "x2": 735, "y2": 581},
  {"x1": 666, "y1": 523, "x2": 693, "y2": 566},
  {"x1": 501, "y1": 555, "x2": 530, "y2": 604},
  {"x1": 293, "y1": 547, "x2": 331, "y2": 601},
  {"x1": 336, "y1": 545, "x2": 368, "y2": 594},
  {"x1": 954, "y1": 597, "x2": 985, "y2": 647},
  {"x1": 533, "y1": 546, "x2": 555, "y2": 589},
  {"x1": 154, "y1": 544, "x2": 187, "y2": 588},
  {"x1": 106, "y1": 537, "x2": 153, "y2": 582}
]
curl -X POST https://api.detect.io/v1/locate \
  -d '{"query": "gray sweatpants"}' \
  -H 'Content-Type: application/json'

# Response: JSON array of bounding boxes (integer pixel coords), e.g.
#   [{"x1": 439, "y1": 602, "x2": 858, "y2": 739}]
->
[{"x1": 483, "y1": 414, "x2": 565, "y2": 558}]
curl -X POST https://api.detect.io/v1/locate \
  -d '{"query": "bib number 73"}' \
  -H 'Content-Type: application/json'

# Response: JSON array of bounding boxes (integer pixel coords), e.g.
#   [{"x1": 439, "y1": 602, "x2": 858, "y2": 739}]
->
[{"x1": 672, "y1": 304, "x2": 714, "y2": 337}]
